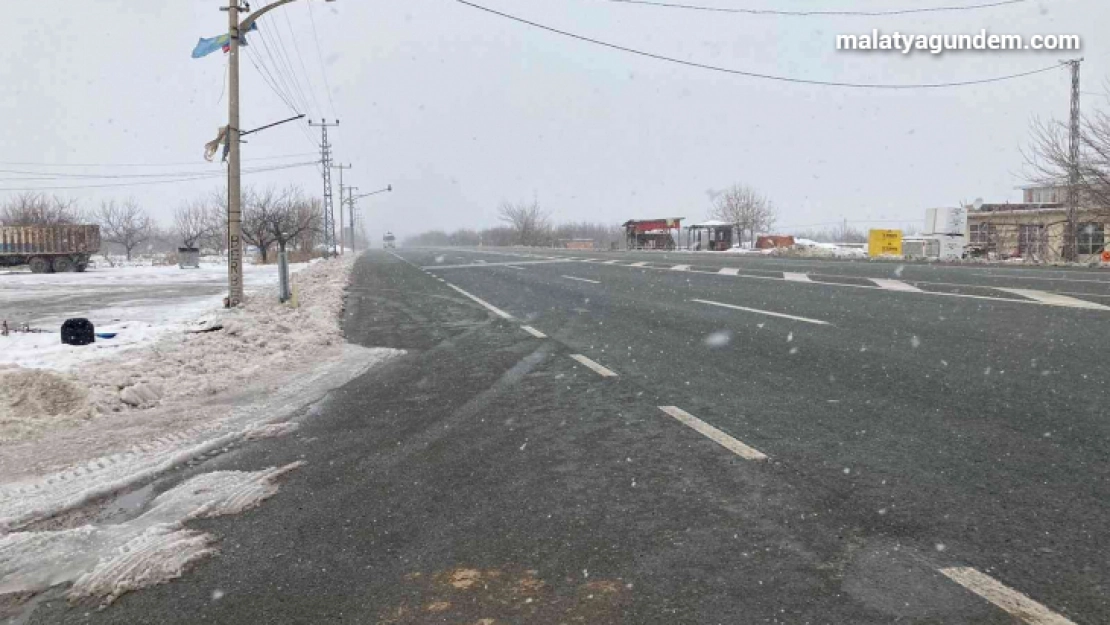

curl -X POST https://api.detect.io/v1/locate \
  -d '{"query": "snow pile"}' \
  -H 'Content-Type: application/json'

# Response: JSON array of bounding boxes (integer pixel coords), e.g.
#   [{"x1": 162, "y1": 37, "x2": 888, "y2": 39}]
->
[
  {"x1": 0, "y1": 257, "x2": 352, "y2": 442},
  {"x1": 0, "y1": 462, "x2": 304, "y2": 606},
  {"x1": 772, "y1": 240, "x2": 869, "y2": 259},
  {"x1": 77, "y1": 257, "x2": 349, "y2": 415},
  {"x1": 0, "y1": 367, "x2": 93, "y2": 440}
]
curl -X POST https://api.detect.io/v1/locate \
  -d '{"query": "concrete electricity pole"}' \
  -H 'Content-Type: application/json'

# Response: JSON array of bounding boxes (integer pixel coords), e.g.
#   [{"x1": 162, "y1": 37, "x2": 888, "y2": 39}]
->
[
  {"x1": 225, "y1": 0, "x2": 245, "y2": 306},
  {"x1": 331, "y1": 163, "x2": 352, "y2": 254},
  {"x1": 220, "y1": 0, "x2": 334, "y2": 305},
  {"x1": 1064, "y1": 58, "x2": 1084, "y2": 262}
]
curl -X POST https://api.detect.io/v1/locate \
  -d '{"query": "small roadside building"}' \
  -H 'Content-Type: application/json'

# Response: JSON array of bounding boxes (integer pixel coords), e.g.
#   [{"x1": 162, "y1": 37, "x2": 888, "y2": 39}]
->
[
  {"x1": 967, "y1": 186, "x2": 1106, "y2": 261},
  {"x1": 623, "y1": 218, "x2": 683, "y2": 250}
]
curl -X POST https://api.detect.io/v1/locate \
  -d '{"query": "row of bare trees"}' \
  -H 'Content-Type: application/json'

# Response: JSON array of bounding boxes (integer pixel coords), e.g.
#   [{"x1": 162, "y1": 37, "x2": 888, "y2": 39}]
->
[{"x1": 1, "y1": 185, "x2": 324, "y2": 262}]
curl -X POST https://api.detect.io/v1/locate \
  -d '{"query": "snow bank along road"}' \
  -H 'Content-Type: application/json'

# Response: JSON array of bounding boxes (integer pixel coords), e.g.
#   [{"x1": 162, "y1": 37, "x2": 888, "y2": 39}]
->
[{"x1": 17, "y1": 248, "x2": 1110, "y2": 624}]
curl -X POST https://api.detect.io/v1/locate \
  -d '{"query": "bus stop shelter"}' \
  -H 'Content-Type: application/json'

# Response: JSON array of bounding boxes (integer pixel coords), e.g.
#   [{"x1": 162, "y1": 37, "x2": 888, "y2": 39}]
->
[{"x1": 623, "y1": 218, "x2": 683, "y2": 250}]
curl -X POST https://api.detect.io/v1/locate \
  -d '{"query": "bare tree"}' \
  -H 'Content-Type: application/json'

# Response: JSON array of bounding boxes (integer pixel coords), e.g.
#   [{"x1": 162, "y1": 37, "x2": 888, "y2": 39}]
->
[
  {"x1": 1026, "y1": 108, "x2": 1110, "y2": 214},
  {"x1": 174, "y1": 199, "x2": 220, "y2": 249},
  {"x1": 498, "y1": 199, "x2": 551, "y2": 246},
  {"x1": 240, "y1": 187, "x2": 281, "y2": 263},
  {"x1": 709, "y1": 184, "x2": 777, "y2": 246},
  {"x1": 93, "y1": 198, "x2": 155, "y2": 261},
  {"x1": 264, "y1": 187, "x2": 321, "y2": 253},
  {"x1": 0, "y1": 192, "x2": 83, "y2": 226}
]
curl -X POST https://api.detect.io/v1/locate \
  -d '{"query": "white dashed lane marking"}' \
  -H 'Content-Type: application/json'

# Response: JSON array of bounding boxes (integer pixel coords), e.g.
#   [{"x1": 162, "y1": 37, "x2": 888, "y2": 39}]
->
[
  {"x1": 562, "y1": 275, "x2": 601, "y2": 284},
  {"x1": 569, "y1": 354, "x2": 619, "y2": 378},
  {"x1": 444, "y1": 283, "x2": 514, "y2": 320},
  {"x1": 630, "y1": 261, "x2": 649, "y2": 267},
  {"x1": 671, "y1": 264, "x2": 691, "y2": 271},
  {"x1": 520, "y1": 325, "x2": 547, "y2": 338},
  {"x1": 718, "y1": 267, "x2": 739, "y2": 276},
  {"x1": 939, "y1": 567, "x2": 1077, "y2": 625},
  {"x1": 869, "y1": 278, "x2": 924, "y2": 292},
  {"x1": 657, "y1": 406, "x2": 767, "y2": 461},
  {"x1": 995, "y1": 288, "x2": 1110, "y2": 311},
  {"x1": 783, "y1": 272, "x2": 811, "y2": 282},
  {"x1": 692, "y1": 298, "x2": 831, "y2": 325}
]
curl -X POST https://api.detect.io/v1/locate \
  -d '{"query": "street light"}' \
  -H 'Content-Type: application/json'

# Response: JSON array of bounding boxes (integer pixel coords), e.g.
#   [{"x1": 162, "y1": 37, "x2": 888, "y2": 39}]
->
[
  {"x1": 222, "y1": 0, "x2": 334, "y2": 307},
  {"x1": 346, "y1": 185, "x2": 392, "y2": 252}
]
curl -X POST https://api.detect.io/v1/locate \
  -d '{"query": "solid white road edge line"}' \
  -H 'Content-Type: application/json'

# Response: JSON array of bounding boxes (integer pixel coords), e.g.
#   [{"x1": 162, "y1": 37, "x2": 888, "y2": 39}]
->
[
  {"x1": 562, "y1": 275, "x2": 601, "y2": 284},
  {"x1": 995, "y1": 287, "x2": 1110, "y2": 311},
  {"x1": 784, "y1": 272, "x2": 812, "y2": 282},
  {"x1": 569, "y1": 354, "x2": 618, "y2": 377},
  {"x1": 938, "y1": 567, "x2": 1077, "y2": 625},
  {"x1": 504, "y1": 265, "x2": 526, "y2": 270},
  {"x1": 870, "y1": 278, "x2": 924, "y2": 293},
  {"x1": 444, "y1": 283, "x2": 515, "y2": 320},
  {"x1": 691, "y1": 298, "x2": 831, "y2": 325},
  {"x1": 521, "y1": 325, "x2": 547, "y2": 338},
  {"x1": 657, "y1": 406, "x2": 768, "y2": 461}
]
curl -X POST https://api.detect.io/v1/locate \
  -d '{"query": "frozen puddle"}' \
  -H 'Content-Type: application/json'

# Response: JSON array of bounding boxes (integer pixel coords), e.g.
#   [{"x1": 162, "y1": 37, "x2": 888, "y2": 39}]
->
[{"x1": 0, "y1": 462, "x2": 304, "y2": 606}]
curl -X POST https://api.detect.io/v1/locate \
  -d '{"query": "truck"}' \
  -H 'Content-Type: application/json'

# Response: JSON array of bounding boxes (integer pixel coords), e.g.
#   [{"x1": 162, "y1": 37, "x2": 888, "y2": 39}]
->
[
  {"x1": 383, "y1": 231, "x2": 396, "y2": 249},
  {"x1": 0, "y1": 225, "x2": 101, "y2": 273}
]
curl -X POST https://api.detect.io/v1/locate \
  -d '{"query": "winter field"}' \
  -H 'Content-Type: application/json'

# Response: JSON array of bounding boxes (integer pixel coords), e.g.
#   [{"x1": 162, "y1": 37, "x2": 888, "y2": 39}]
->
[{"x1": 0, "y1": 256, "x2": 400, "y2": 555}]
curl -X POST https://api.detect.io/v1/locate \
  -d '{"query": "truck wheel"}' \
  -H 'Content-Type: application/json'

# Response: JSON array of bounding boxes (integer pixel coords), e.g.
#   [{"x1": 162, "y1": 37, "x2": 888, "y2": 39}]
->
[
  {"x1": 52, "y1": 256, "x2": 75, "y2": 273},
  {"x1": 75, "y1": 261, "x2": 88, "y2": 272},
  {"x1": 28, "y1": 257, "x2": 52, "y2": 273}
]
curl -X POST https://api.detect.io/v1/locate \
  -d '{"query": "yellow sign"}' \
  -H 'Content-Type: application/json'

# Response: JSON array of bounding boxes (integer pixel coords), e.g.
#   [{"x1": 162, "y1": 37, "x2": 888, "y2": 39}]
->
[{"x1": 868, "y1": 229, "x2": 903, "y2": 257}]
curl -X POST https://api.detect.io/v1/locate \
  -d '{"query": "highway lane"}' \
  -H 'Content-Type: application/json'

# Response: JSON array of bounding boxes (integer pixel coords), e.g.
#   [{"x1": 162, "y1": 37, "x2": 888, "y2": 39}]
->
[
  {"x1": 410, "y1": 247, "x2": 1110, "y2": 623},
  {"x1": 424, "y1": 246, "x2": 1110, "y2": 300},
  {"x1": 25, "y1": 249, "x2": 1107, "y2": 624}
]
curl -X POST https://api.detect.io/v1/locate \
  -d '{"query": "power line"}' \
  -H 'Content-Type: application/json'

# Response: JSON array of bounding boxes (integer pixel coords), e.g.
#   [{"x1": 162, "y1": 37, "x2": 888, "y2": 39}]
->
[
  {"x1": 0, "y1": 153, "x2": 317, "y2": 168},
  {"x1": 307, "y1": 0, "x2": 338, "y2": 117},
  {"x1": 243, "y1": 47, "x2": 321, "y2": 149},
  {"x1": 256, "y1": 29, "x2": 312, "y2": 115},
  {"x1": 266, "y1": 24, "x2": 316, "y2": 117},
  {"x1": 0, "y1": 162, "x2": 317, "y2": 192},
  {"x1": 282, "y1": 8, "x2": 324, "y2": 117},
  {"x1": 452, "y1": 0, "x2": 1061, "y2": 89},
  {"x1": 245, "y1": 46, "x2": 301, "y2": 113},
  {"x1": 603, "y1": 0, "x2": 1026, "y2": 17}
]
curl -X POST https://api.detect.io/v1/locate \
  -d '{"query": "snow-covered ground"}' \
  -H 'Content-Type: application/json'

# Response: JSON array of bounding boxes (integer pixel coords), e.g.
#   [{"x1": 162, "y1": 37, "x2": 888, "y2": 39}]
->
[
  {"x1": 0, "y1": 263, "x2": 301, "y2": 371},
  {"x1": 0, "y1": 256, "x2": 402, "y2": 541}
]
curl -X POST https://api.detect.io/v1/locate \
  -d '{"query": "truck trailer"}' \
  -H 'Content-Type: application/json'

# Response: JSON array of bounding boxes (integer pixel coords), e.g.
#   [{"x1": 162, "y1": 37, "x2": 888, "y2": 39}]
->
[{"x1": 0, "y1": 225, "x2": 101, "y2": 273}]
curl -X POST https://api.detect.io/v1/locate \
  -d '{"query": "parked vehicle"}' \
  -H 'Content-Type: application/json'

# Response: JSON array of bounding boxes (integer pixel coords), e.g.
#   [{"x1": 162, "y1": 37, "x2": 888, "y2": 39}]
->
[{"x1": 0, "y1": 225, "x2": 101, "y2": 273}]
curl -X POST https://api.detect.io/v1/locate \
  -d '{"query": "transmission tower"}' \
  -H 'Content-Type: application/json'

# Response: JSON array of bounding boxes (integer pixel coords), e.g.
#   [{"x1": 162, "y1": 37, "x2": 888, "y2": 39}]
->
[{"x1": 310, "y1": 119, "x2": 340, "y2": 257}]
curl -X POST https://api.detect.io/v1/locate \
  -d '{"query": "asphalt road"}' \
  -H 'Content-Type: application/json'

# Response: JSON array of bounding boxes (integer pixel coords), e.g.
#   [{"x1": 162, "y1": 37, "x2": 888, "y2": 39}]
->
[{"x1": 23, "y1": 248, "x2": 1110, "y2": 624}]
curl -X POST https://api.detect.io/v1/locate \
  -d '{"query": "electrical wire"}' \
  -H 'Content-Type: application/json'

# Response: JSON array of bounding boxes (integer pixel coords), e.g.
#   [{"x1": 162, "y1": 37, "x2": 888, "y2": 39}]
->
[
  {"x1": 0, "y1": 162, "x2": 318, "y2": 192},
  {"x1": 451, "y1": 0, "x2": 1062, "y2": 89},
  {"x1": 307, "y1": 0, "x2": 338, "y2": 117},
  {"x1": 602, "y1": 0, "x2": 1026, "y2": 17},
  {"x1": 265, "y1": 25, "x2": 315, "y2": 117},
  {"x1": 0, "y1": 154, "x2": 318, "y2": 168},
  {"x1": 245, "y1": 46, "x2": 301, "y2": 114},
  {"x1": 282, "y1": 8, "x2": 324, "y2": 117},
  {"x1": 256, "y1": 29, "x2": 312, "y2": 115},
  {"x1": 244, "y1": 47, "x2": 320, "y2": 149}
]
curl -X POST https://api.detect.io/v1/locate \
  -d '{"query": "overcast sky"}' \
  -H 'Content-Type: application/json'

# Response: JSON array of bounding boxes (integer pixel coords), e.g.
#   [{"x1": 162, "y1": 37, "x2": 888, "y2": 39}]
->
[{"x1": 1, "y1": 0, "x2": 1106, "y2": 240}]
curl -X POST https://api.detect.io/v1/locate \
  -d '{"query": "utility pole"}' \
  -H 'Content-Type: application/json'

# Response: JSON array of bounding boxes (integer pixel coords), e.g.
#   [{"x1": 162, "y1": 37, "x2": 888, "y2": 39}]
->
[
  {"x1": 310, "y1": 119, "x2": 340, "y2": 258},
  {"x1": 348, "y1": 186, "x2": 359, "y2": 252},
  {"x1": 331, "y1": 163, "x2": 352, "y2": 254},
  {"x1": 225, "y1": 0, "x2": 245, "y2": 306},
  {"x1": 1064, "y1": 58, "x2": 1083, "y2": 262},
  {"x1": 215, "y1": 0, "x2": 336, "y2": 305}
]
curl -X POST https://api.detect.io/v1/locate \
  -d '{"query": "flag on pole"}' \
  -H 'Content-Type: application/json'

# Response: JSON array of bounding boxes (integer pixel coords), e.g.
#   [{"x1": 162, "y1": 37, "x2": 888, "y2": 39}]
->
[{"x1": 191, "y1": 23, "x2": 258, "y2": 59}]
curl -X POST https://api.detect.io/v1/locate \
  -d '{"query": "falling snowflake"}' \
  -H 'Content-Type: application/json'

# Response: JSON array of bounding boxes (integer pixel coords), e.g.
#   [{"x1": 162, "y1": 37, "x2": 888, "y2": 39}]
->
[{"x1": 910, "y1": 335, "x2": 921, "y2": 348}]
